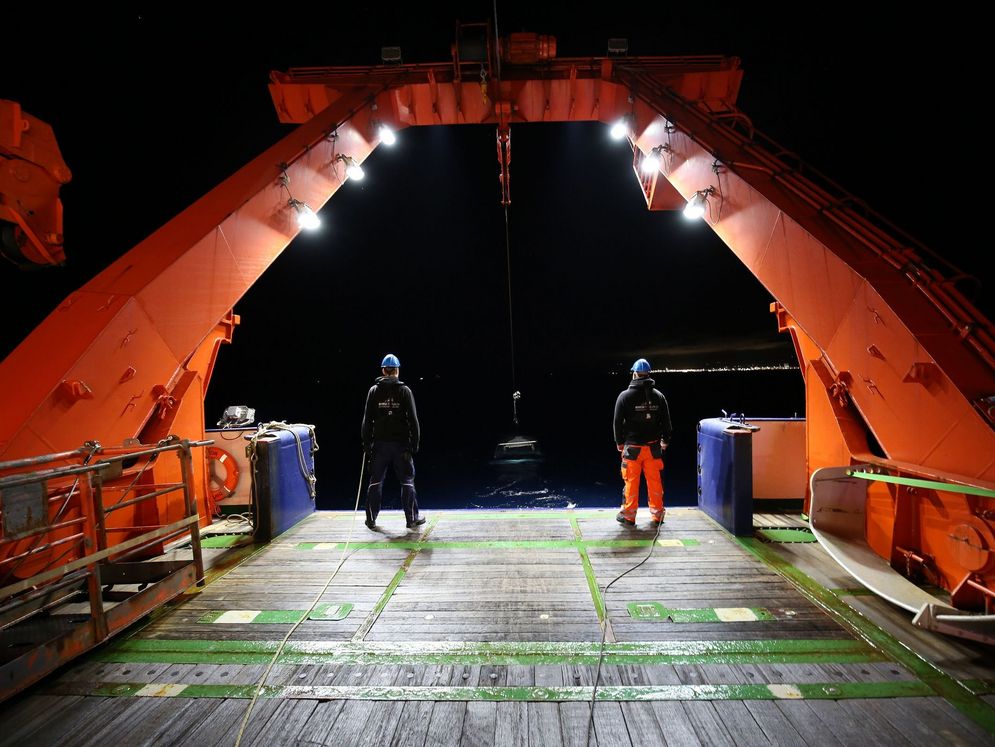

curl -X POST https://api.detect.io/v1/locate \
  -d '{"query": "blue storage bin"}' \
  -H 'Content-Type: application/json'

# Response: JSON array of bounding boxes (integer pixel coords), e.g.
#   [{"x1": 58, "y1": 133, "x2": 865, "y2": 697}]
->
[
  {"x1": 697, "y1": 418, "x2": 754, "y2": 535},
  {"x1": 251, "y1": 425, "x2": 317, "y2": 540}
]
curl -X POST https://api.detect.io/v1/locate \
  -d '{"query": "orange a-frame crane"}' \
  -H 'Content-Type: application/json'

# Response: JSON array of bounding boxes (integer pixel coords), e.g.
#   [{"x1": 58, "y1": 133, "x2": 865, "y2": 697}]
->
[{"x1": 2, "y1": 26, "x2": 994, "y2": 640}]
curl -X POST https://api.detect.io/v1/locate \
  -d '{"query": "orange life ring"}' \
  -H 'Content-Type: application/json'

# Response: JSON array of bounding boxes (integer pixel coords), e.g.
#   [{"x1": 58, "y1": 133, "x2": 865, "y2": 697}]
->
[{"x1": 207, "y1": 445, "x2": 240, "y2": 502}]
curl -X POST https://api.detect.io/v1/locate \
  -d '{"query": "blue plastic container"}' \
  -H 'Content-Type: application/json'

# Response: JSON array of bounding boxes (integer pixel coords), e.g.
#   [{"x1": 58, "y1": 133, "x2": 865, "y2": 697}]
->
[
  {"x1": 251, "y1": 425, "x2": 316, "y2": 540},
  {"x1": 697, "y1": 418, "x2": 754, "y2": 535}
]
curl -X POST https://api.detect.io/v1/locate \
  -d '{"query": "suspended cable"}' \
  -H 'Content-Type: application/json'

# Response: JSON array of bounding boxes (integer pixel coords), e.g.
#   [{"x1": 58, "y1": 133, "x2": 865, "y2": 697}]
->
[
  {"x1": 492, "y1": 0, "x2": 502, "y2": 81},
  {"x1": 503, "y1": 204, "x2": 519, "y2": 425}
]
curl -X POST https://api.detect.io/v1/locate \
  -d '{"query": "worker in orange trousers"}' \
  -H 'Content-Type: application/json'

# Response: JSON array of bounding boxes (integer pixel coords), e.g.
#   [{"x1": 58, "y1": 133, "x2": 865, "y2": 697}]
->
[{"x1": 614, "y1": 358, "x2": 672, "y2": 527}]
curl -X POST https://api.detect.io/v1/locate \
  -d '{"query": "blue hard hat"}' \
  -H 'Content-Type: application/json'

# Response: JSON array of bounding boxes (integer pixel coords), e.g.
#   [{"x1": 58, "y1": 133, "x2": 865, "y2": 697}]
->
[
  {"x1": 381, "y1": 353, "x2": 401, "y2": 368},
  {"x1": 630, "y1": 358, "x2": 651, "y2": 373}
]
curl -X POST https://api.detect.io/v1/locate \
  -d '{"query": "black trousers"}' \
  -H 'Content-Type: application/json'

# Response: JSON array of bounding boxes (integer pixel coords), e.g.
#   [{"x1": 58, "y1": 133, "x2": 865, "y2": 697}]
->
[{"x1": 367, "y1": 441, "x2": 420, "y2": 523}]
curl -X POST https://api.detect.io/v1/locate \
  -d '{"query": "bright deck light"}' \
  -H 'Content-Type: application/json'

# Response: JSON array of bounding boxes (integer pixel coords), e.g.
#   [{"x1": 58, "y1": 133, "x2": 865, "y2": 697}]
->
[
  {"x1": 291, "y1": 200, "x2": 321, "y2": 230},
  {"x1": 683, "y1": 191, "x2": 708, "y2": 220},
  {"x1": 641, "y1": 151, "x2": 661, "y2": 174},
  {"x1": 609, "y1": 119, "x2": 627, "y2": 140},
  {"x1": 337, "y1": 154, "x2": 366, "y2": 181},
  {"x1": 379, "y1": 125, "x2": 397, "y2": 146}
]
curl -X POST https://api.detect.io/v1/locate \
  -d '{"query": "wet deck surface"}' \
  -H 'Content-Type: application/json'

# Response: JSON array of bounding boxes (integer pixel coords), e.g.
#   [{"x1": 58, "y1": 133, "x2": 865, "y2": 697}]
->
[{"x1": 2, "y1": 508, "x2": 993, "y2": 745}]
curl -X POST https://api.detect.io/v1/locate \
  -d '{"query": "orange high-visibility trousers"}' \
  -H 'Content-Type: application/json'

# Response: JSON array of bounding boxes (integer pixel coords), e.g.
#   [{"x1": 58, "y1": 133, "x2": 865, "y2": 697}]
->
[{"x1": 619, "y1": 444, "x2": 665, "y2": 522}]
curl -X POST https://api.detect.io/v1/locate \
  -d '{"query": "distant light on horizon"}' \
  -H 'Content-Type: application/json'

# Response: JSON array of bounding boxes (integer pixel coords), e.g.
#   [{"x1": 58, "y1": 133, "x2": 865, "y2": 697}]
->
[{"x1": 652, "y1": 363, "x2": 799, "y2": 374}]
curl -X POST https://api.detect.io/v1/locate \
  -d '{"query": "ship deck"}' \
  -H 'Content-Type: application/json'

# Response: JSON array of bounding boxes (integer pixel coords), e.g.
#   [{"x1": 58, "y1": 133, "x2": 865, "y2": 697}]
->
[{"x1": 2, "y1": 508, "x2": 993, "y2": 746}]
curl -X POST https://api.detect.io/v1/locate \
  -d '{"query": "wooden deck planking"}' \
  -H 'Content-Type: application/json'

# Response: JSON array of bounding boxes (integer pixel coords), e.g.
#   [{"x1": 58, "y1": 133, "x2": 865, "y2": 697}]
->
[{"x1": 3, "y1": 509, "x2": 994, "y2": 746}]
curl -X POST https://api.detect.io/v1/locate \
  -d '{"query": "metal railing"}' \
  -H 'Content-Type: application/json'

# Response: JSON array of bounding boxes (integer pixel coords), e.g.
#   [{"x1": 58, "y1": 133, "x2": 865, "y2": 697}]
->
[{"x1": 0, "y1": 436, "x2": 211, "y2": 701}]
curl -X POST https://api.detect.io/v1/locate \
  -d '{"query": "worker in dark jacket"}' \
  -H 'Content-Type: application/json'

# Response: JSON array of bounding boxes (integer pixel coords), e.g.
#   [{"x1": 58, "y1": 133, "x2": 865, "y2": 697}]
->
[
  {"x1": 614, "y1": 358, "x2": 672, "y2": 527},
  {"x1": 361, "y1": 354, "x2": 425, "y2": 531}
]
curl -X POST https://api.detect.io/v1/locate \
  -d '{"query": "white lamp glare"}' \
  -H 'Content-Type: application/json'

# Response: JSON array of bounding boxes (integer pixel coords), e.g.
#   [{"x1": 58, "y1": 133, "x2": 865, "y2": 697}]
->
[
  {"x1": 379, "y1": 125, "x2": 397, "y2": 146},
  {"x1": 337, "y1": 154, "x2": 366, "y2": 182},
  {"x1": 641, "y1": 152, "x2": 661, "y2": 174},
  {"x1": 292, "y1": 201, "x2": 321, "y2": 231},
  {"x1": 609, "y1": 119, "x2": 627, "y2": 140},
  {"x1": 683, "y1": 192, "x2": 708, "y2": 220}
]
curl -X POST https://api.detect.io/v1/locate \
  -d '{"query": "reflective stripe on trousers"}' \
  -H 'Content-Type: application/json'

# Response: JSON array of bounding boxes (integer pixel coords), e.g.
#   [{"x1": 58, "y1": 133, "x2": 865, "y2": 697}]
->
[{"x1": 619, "y1": 445, "x2": 664, "y2": 521}]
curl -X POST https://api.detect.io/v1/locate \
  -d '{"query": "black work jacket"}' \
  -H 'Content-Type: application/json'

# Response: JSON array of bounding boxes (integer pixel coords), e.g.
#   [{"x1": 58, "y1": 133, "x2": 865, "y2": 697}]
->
[
  {"x1": 361, "y1": 377, "x2": 420, "y2": 451},
  {"x1": 613, "y1": 377, "x2": 672, "y2": 445}
]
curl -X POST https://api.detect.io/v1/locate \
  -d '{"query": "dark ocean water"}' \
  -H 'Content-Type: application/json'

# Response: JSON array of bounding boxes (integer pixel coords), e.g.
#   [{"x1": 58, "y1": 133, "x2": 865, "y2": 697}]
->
[{"x1": 307, "y1": 369, "x2": 805, "y2": 513}]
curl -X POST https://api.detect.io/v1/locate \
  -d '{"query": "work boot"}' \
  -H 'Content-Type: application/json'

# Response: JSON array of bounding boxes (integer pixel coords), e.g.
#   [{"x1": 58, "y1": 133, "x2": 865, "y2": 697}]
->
[
  {"x1": 365, "y1": 517, "x2": 376, "y2": 530},
  {"x1": 407, "y1": 516, "x2": 427, "y2": 529},
  {"x1": 650, "y1": 511, "x2": 665, "y2": 528},
  {"x1": 616, "y1": 512, "x2": 635, "y2": 526}
]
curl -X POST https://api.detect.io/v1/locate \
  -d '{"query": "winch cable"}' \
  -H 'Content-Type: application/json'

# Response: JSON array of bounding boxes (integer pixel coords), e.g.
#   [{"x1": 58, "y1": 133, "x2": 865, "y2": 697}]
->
[
  {"x1": 503, "y1": 205, "x2": 519, "y2": 426},
  {"x1": 233, "y1": 449, "x2": 365, "y2": 747},
  {"x1": 585, "y1": 514, "x2": 665, "y2": 747}
]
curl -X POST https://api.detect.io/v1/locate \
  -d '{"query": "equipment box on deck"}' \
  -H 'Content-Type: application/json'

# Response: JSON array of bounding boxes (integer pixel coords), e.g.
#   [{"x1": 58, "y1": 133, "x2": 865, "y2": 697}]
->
[
  {"x1": 251, "y1": 425, "x2": 316, "y2": 541},
  {"x1": 697, "y1": 418, "x2": 754, "y2": 535}
]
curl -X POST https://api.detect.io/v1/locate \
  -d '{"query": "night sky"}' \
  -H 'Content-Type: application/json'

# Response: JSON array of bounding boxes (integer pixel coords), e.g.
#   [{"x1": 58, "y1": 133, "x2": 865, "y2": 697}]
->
[{"x1": 3, "y1": 6, "x2": 990, "y2": 506}]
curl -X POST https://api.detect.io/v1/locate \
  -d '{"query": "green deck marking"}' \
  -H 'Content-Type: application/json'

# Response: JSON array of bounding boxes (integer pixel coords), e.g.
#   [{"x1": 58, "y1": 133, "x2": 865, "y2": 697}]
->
[
  {"x1": 963, "y1": 680, "x2": 995, "y2": 696},
  {"x1": 93, "y1": 638, "x2": 887, "y2": 666},
  {"x1": 54, "y1": 680, "x2": 932, "y2": 702},
  {"x1": 827, "y1": 587, "x2": 876, "y2": 597},
  {"x1": 310, "y1": 602, "x2": 353, "y2": 621},
  {"x1": 570, "y1": 516, "x2": 609, "y2": 634},
  {"x1": 735, "y1": 534, "x2": 995, "y2": 734},
  {"x1": 199, "y1": 534, "x2": 250, "y2": 548},
  {"x1": 849, "y1": 470, "x2": 995, "y2": 498},
  {"x1": 350, "y1": 516, "x2": 440, "y2": 642},
  {"x1": 195, "y1": 609, "x2": 310, "y2": 624},
  {"x1": 756, "y1": 528, "x2": 817, "y2": 543},
  {"x1": 626, "y1": 602, "x2": 774, "y2": 622},
  {"x1": 584, "y1": 538, "x2": 700, "y2": 548}
]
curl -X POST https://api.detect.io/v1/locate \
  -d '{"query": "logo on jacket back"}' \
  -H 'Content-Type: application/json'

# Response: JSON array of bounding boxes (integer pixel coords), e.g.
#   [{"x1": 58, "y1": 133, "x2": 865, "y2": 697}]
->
[
  {"x1": 635, "y1": 402, "x2": 659, "y2": 420},
  {"x1": 378, "y1": 397, "x2": 400, "y2": 417}
]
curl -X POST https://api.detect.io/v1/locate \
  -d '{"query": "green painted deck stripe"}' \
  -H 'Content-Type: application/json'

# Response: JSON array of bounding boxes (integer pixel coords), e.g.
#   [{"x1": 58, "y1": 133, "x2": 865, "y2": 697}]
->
[
  {"x1": 849, "y1": 470, "x2": 995, "y2": 498},
  {"x1": 195, "y1": 610, "x2": 307, "y2": 624},
  {"x1": 626, "y1": 602, "x2": 774, "y2": 622},
  {"x1": 350, "y1": 516, "x2": 439, "y2": 642},
  {"x1": 963, "y1": 680, "x2": 995, "y2": 696},
  {"x1": 310, "y1": 602, "x2": 353, "y2": 621},
  {"x1": 735, "y1": 535, "x2": 995, "y2": 734},
  {"x1": 570, "y1": 517, "x2": 608, "y2": 632},
  {"x1": 55, "y1": 680, "x2": 932, "y2": 702},
  {"x1": 755, "y1": 528, "x2": 817, "y2": 543},
  {"x1": 827, "y1": 587, "x2": 876, "y2": 597},
  {"x1": 585, "y1": 538, "x2": 699, "y2": 548},
  {"x1": 199, "y1": 534, "x2": 250, "y2": 548},
  {"x1": 296, "y1": 538, "x2": 698, "y2": 551},
  {"x1": 194, "y1": 603, "x2": 352, "y2": 624},
  {"x1": 93, "y1": 638, "x2": 886, "y2": 666}
]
